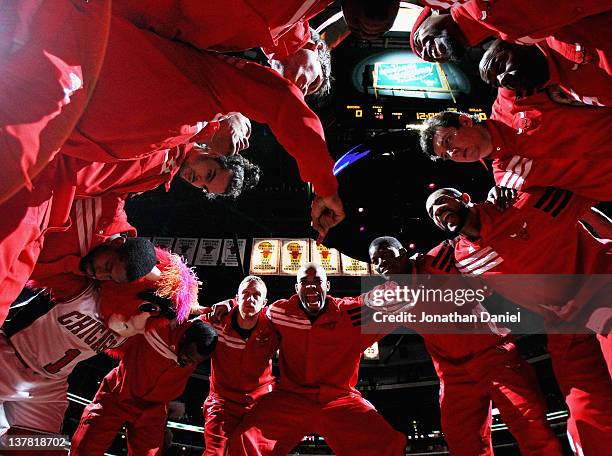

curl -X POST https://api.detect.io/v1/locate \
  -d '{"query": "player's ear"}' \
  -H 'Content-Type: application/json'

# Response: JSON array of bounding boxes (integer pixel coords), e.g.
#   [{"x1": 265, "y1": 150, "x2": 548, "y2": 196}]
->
[
  {"x1": 108, "y1": 236, "x2": 126, "y2": 247},
  {"x1": 461, "y1": 192, "x2": 471, "y2": 204},
  {"x1": 325, "y1": 281, "x2": 330, "y2": 292},
  {"x1": 399, "y1": 247, "x2": 408, "y2": 256},
  {"x1": 303, "y1": 39, "x2": 323, "y2": 52},
  {"x1": 458, "y1": 114, "x2": 473, "y2": 128}
]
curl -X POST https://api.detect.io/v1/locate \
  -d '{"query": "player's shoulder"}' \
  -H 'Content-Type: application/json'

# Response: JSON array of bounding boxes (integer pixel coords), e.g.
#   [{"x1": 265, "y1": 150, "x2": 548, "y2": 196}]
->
[
  {"x1": 258, "y1": 309, "x2": 277, "y2": 331},
  {"x1": 267, "y1": 296, "x2": 298, "y2": 316},
  {"x1": 44, "y1": 281, "x2": 99, "y2": 315},
  {"x1": 335, "y1": 296, "x2": 368, "y2": 322},
  {"x1": 518, "y1": 186, "x2": 568, "y2": 207},
  {"x1": 333, "y1": 296, "x2": 376, "y2": 330},
  {"x1": 258, "y1": 307, "x2": 273, "y2": 323},
  {"x1": 426, "y1": 239, "x2": 455, "y2": 257},
  {"x1": 335, "y1": 295, "x2": 361, "y2": 310},
  {"x1": 517, "y1": 187, "x2": 592, "y2": 223},
  {"x1": 266, "y1": 296, "x2": 312, "y2": 330},
  {"x1": 422, "y1": 239, "x2": 458, "y2": 274},
  {"x1": 268, "y1": 296, "x2": 292, "y2": 309}
]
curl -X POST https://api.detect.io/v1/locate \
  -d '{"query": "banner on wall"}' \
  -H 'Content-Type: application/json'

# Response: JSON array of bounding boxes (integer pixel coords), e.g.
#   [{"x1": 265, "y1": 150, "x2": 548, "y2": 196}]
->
[
  {"x1": 174, "y1": 238, "x2": 199, "y2": 264},
  {"x1": 310, "y1": 241, "x2": 341, "y2": 275},
  {"x1": 341, "y1": 254, "x2": 371, "y2": 276},
  {"x1": 194, "y1": 239, "x2": 223, "y2": 266},
  {"x1": 221, "y1": 239, "x2": 246, "y2": 267},
  {"x1": 147, "y1": 237, "x2": 374, "y2": 276},
  {"x1": 152, "y1": 237, "x2": 175, "y2": 251},
  {"x1": 250, "y1": 239, "x2": 280, "y2": 275},
  {"x1": 280, "y1": 239, "x2": 310, "y2": 275},
  {"x1": 363, "y1": 342, "x2": 380, "y2": 360}
]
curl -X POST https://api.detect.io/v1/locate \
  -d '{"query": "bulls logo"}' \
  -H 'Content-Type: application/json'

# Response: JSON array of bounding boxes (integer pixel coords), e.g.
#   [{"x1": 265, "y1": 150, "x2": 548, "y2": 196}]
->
[
  {"x1": 286, "y1": 242, "x2": 303, "y2": 262},
  {"x1": 317, "y1": 244, "x2": 331, "y2": 262},
  {"x1": 513, "y1": 110, "x2": 541, "y2": 134},
  {"x1": 258, "y1": 241, "x2": 273, "y2": 264}
]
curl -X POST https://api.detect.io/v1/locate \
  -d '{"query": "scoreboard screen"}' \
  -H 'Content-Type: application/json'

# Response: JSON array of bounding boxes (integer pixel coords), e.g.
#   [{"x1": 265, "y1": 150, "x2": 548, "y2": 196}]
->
[
  {"x1": 373, "y1": 62, "x2": 449, "y2": 92},
  {"x1": 343, "y1": 104, "x2": 488, "y2": 128}
]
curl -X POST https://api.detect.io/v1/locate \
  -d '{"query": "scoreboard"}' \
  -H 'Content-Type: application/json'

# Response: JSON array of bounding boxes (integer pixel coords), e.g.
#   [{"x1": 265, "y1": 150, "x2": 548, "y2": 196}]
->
[{"x1": 342, "y1": 104, "x2": 488, "y2": 128}]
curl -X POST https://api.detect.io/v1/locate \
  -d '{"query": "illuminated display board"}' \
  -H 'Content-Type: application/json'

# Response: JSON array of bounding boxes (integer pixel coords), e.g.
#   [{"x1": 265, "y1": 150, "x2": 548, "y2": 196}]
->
[
  {"x1": 373, "y1": 62, "x2": 449, "y2": 92},
  {"x1": 344, "y1": 105, "x2": 487, "y2": 125}
]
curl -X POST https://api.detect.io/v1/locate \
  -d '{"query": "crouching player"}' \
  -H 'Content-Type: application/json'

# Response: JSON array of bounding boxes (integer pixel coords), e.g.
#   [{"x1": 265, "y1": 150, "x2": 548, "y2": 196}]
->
[
  {"x1": 70, "y1": 317, "x2": 217, "y2": 455},
  {"x1": 369, "y1": 236, "x2": 561, "y2": 455},
  {"x1": 200, "y1": 276, "x2": 278, "y2": 455}
]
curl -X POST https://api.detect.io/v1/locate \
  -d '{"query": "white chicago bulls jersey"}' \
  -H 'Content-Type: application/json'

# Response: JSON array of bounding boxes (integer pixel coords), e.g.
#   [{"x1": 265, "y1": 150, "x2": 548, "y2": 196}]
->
[{"x1": 8, "y1": 284, "x2": 125, "y2": 380}]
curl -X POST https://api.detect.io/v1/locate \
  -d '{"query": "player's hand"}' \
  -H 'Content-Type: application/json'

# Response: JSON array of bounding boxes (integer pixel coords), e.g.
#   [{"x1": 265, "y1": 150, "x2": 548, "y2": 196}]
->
[
  {"x1": 311, "y1": 192, "x2": 346, "y2": 244},
  {"x1": 210, "y1": 300, "x2": 232, "y2": 322},
  {"x1": 210, "y1": 113, "x2": 251, "y2": 157},
  {"x1": 108, "y1": 312, "x2": 151, "y2": 337},
  {"x1": 487, "y1": 186, "x2": 517, "y2": 211}
]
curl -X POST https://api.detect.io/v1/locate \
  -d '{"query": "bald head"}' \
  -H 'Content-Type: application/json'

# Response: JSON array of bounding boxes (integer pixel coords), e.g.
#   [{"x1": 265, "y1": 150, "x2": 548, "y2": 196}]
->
[
  {"x1": 369, "y1": 236, "x2": 403, "y2": 254},
  {"x1": 411, "y1": 12, "x2": 467, "y2": 62},
  {"x1": 369, "y1": 236, "x2": 411, "y2": 278},
  {"x1": 297, "y1": 262, "x2": 327, "y2": 284}
]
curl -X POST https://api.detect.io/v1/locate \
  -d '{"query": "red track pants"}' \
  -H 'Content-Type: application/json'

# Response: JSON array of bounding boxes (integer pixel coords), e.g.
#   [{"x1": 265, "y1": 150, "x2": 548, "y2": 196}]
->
[
  {"x1": 433, "y1": 338, "x2": 562, "y2": 456},
  {"x1": 70, "y1": 378, "x2": 167, "y2": 456},
  {"x1": 226, "y1": 390, "x2": 406, "y2": 456},
  {"x1": 548, "y1": 334, "x2": 612, "y2": 456}
]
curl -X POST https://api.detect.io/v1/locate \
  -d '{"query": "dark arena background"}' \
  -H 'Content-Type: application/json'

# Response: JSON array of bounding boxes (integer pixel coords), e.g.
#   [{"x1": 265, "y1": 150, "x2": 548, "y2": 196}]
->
[{"x1": 4, "y1": 1, "x2": 610, "y2": 455}]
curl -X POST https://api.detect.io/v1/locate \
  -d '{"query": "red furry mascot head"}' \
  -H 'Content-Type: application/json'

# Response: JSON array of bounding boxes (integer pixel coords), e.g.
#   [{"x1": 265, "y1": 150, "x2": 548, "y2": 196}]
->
[{"x1": 98, "y1": 248, "x2": 200, "y2": 336}]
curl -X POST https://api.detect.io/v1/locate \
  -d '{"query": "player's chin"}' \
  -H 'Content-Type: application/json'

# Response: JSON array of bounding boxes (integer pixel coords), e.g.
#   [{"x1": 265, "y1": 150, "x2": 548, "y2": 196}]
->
[
  {"x1": 307, "y1": 301, "x2": 323, "y2": 313},
  {"x1": 434, "y1": 218, "x2": 447, "y2": 231},
  {"x1": 441, "y1": 221, "x2": 457, "y2": 233}
]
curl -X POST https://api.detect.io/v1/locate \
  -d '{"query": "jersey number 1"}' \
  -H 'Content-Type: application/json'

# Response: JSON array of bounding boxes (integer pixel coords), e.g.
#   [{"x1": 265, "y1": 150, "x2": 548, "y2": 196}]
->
[{"x1": 44, "y1": 349, "x2": 81, "y2": 374}]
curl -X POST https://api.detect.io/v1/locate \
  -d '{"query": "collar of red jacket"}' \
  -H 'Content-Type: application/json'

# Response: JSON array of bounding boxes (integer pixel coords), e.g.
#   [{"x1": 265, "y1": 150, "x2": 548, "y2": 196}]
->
[
  {"x1": 223, "y1": 304, "x2": 270, "y2": 336},
  {"x1": 484, "y1": 116, "x2": 515, "y2": 161}
]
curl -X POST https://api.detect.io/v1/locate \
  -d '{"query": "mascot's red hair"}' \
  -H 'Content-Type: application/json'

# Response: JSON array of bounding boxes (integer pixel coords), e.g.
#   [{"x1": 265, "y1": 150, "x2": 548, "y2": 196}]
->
[{"x1": 98, "y1": 247, "x2": 200, "y2": 336}]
